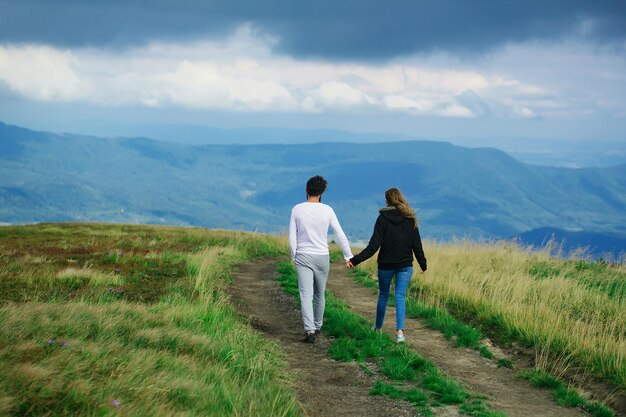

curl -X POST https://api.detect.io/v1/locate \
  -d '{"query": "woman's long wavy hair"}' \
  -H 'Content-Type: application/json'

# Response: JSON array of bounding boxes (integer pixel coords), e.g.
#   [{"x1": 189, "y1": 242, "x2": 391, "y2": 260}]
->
[{"x1": 385, "y1": 187, "x2": 419, "y2": 227}]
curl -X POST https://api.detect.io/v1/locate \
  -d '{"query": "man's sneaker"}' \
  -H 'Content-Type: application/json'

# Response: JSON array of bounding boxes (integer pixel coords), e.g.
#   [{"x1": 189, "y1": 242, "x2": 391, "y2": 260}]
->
[
  {"x1": 304, "y1": 332, "x2": 316, "y2": 343},
  {"x1": 396, "y1": 333, "x2": 406, "y2": 343}
]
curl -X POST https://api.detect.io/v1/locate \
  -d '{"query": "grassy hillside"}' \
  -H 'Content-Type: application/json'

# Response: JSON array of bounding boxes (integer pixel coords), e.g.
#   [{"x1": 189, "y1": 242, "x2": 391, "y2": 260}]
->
[
  {"x1": 0, "y1": 223, "x2": 299, "y2": 416},
  {"x1": 1, "y1": 223, "x2": 624, "y2": 415},
  {"x1": 2, "y1": 122, "x2": 626, "y2": 243},
  {"x1": 357, "y1": 241, "x2": 626, "y2": 392}
]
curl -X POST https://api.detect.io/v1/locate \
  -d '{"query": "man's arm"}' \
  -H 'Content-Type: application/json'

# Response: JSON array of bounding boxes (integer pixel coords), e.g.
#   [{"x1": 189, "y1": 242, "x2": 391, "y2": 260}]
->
[
  {"x1": 288, "y1": 209, "x2": 297, "y2": 261},
  {"x1": 329, "y1": 209, "x2": 353, "y2": 260}
]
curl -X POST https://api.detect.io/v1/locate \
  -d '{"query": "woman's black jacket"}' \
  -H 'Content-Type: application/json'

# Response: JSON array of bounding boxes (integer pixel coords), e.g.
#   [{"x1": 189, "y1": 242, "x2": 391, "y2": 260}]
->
[{"x1": 350, "y1": 207, "x2": 427, "y2": 271}]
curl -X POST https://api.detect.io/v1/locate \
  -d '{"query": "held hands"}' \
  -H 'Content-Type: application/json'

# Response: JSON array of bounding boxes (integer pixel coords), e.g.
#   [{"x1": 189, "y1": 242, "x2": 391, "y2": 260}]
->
[{"x1": 346, "y1": 260, "x2": 355, "y2": 269}]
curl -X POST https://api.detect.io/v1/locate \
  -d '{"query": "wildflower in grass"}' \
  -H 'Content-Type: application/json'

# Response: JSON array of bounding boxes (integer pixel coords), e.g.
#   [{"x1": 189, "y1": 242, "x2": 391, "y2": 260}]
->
[
  {"x1": 111, "y1": 399, "x2": 121, "y2": 407},
  {"x1": 60, "y1": 340, "x2": 67, "y2": 347},
  {"x1": 47, "y1": 339, "x2": 56, "y2": 345}
]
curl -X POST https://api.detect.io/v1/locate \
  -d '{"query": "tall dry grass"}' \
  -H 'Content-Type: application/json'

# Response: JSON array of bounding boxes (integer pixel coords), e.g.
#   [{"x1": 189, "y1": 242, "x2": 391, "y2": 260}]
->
[{"x1": 358, "y1": 240, "x2": 626, "y2": 389}]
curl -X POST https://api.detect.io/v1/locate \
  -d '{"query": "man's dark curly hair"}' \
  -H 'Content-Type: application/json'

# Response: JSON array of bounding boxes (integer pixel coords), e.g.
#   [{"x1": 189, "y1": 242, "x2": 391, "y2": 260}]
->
[{"x1": 306, "y1": 175, "x2": 327, "y2": 197}]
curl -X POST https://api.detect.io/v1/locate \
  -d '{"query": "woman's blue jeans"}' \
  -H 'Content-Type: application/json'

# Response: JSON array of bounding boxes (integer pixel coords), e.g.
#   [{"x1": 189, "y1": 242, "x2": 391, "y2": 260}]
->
[{"x1": 375, "y1": 266, "x2": 413, "y2": 330}]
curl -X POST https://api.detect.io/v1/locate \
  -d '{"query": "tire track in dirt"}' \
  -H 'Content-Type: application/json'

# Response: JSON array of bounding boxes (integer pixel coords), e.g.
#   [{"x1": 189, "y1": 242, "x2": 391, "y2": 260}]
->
[
  {"x1": 229, "y1": 258, "x2": 416, "y2": 417},
  {"x1": 325, "y1": 260, "x2": 587, "y2": 417}
]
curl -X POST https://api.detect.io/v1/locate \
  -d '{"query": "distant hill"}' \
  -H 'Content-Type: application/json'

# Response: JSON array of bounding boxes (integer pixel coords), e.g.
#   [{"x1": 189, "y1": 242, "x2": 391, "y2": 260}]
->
[
  {"x1": 1, "y1": 121, "x2": 626, "y2": 246},
  {"x1": 449, "y1": 137, "x2": 626, "y2": 168},
  {"x1": 513, "y1": 227, "x2": 626, "y2": 261},
  {"x1": 79, "y1": 123, "x2": 626, "y2": 168}
]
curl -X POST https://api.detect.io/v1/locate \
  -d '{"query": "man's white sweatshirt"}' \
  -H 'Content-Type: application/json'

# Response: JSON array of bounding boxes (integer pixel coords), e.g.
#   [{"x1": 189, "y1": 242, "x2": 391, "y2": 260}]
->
[{"x1": 289, "y1": 202, "x2": 353, "y2": 261}]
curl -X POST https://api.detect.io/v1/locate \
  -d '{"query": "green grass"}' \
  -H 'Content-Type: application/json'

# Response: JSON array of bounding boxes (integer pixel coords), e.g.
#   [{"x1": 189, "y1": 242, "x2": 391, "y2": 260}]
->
[
  {"x1": 276, "y1": 261, "x2": 505, "y2": 416},
  {"x1": 351, "y1": 269, "x2": 378, "y2": 291},
  {"x1": 519, "y1": 369, "x2": 614, "y2": 417},
  {"x1": 459, "y1": 400, "x2": 508, "y2": 417},
  {"x1": 0, "y1": 223, "x2": 300, "y2": 417},
  {"x1": 369, "y1": 380, "x2": 431, "y2": 415},
  {"x1": 496, "y1": 358, "x2": 513, "y2": 369},
  {"x1": 0, "y1": 224, "x2": 287, "y2": 305}
]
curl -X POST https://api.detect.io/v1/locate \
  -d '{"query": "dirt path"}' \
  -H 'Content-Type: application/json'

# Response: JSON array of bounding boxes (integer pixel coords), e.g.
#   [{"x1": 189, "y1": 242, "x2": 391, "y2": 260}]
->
[
  {"x1": 229, "y1": 258, "x2": 416, "y2": 417},
  {"x1": 230, "y1": 257, "x2": 591, "y2": 417},
  {"x1": 325, "y1": 261, "x2": 588, "y2": 417}
]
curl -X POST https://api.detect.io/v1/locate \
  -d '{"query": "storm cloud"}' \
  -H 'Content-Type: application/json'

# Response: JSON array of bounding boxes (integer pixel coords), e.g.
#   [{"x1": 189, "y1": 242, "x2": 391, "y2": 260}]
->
[
  {"x1": 0, "y1": 28, "x2": 548, "y2": 117},
  {"x1": 1, "y1": 0, "x2": 625, "y2": 60}
]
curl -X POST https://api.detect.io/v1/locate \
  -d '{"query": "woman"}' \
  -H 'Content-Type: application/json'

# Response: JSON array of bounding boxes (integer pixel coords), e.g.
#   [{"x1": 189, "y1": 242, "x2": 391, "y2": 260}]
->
[
  {"x1": 289, "y1": 175, "x2": 353, "y2": 343},
  {"x1": 348, "y1": 188, "x2": 427, "y2": 343}
]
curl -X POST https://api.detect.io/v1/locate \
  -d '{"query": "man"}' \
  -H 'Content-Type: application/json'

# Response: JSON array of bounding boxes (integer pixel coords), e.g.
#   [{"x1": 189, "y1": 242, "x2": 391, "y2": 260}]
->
[{"x1": 289, "y1": 175, "x2": 353, "y2": 343}]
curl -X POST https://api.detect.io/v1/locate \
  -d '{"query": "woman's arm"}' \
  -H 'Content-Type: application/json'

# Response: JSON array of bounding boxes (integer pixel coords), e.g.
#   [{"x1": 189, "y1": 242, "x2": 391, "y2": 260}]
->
[
  {"x1": 350, "y1": 215, "x2": 385, "y2": 267},
  {"x1": 412, "y1": 227, "x2": 427, "y2": 272}
]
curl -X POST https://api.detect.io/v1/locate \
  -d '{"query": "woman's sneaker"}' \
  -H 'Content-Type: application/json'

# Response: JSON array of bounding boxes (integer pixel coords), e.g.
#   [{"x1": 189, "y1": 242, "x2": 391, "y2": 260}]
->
[
  {"x1": 304, "y1": 331, "x2": 316, "y2": 343},
  {"x1": 396, "y1": 333, "x2": 406, "y2": 343}
]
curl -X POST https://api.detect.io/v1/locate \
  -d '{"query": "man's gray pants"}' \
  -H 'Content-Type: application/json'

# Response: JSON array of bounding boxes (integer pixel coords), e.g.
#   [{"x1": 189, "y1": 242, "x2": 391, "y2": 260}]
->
[{"x1": 295, "y1": 253, "x2": 330, "y2": 333}]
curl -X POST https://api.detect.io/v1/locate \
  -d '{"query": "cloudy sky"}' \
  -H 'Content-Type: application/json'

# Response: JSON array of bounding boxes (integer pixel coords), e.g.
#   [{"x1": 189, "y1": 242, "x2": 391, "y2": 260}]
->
[{"x1": 1, "y1": 0, "x2": 625, "y2": 143}]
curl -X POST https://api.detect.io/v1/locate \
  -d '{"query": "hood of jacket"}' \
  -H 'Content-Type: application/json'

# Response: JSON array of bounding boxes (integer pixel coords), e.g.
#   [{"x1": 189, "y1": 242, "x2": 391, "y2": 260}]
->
[{"x1": 379, "y1": 207, "x2": 406, "y2": 225}]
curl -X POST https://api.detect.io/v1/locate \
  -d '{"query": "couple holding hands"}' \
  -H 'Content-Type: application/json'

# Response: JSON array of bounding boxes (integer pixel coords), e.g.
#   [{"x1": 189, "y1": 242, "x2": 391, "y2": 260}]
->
[{"x1": 288, "y1": 175, "x2": 428, "y2": 344}]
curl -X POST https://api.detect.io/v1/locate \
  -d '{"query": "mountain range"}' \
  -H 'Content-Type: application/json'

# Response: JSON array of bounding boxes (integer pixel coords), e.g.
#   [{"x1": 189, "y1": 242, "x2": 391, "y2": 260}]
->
[{"x1": 1, "y1": 121, "x2": 625, "y2": 257}]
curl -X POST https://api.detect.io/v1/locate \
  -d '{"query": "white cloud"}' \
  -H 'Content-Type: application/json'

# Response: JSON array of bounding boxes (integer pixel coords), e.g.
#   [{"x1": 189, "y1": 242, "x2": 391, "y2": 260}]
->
[
  {"x1": 312, "y1": 81, "x2": 373, "y2": 109},
  {"x1": 1, "y1": 25, "x2": 623, "y2": 119},
  {"x1": 439, "y1": 103, "x2": 474, "y2": 118},
  {"x1": 383, "y1": 95, "x2": 434, "y2": 113},
  {"x1": 512, "y1": 106, "x2": 536, "y2": 118},
  {"x1": 0, "y1": 45, "x2": 87, "y2": 101}
]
